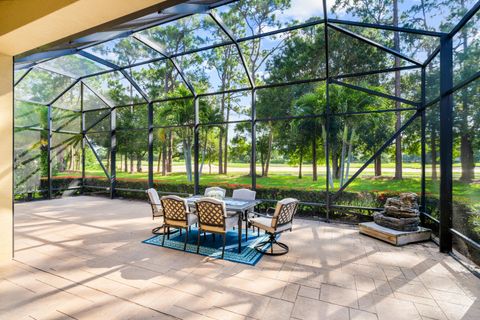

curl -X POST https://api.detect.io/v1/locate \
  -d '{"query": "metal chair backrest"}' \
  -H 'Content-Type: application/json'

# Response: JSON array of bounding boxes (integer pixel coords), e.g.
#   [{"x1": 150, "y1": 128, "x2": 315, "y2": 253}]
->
[
  {"x1": 272, "y1": 198, "x2": 299, "y2": 229},
  {"x1": 161, "y1": 195, "x2": 189, "y2": 223},
  {"x1": 204, "y1": 187, "x2": 227, "y2": 198},
  {"x1": 195, "y1": 197, "x2": 227, "y2": 230},
  {"x1": 232, "y1": 188, "x2": 256, "y2": 201},
  {"x1": 147, "y1": 188, "x2": 162, "y2": 217}
]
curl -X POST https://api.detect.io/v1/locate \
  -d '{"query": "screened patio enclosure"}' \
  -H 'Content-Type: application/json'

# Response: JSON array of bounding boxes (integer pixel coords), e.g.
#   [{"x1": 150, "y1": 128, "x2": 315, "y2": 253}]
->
[{"x1": 13, "y1": 1, "x2": 480, "y2": 263}]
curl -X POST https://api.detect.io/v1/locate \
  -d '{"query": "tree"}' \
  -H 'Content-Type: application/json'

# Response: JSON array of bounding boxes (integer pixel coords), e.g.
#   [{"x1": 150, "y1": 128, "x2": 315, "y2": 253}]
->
[
  {"x1": 333, "y1": 0, "x2": 406, "y2": 179},
  {"x1": 157, "y1": 86, "x2": 199, "y2": 182},
  {"x1": 292, "y1": 93, "x2": 324, "y2": 181},
  {"x1": 406, "y1": 0, "x2": 480, "y2": 182},
  {"x1": 233, "y1": 0, "x2": 292, "y2": 176}
]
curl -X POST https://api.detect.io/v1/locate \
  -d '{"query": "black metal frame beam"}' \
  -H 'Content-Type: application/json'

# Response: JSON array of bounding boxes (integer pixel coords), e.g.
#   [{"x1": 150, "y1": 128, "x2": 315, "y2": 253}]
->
[
  {"x1": 323, "y1": 0, "x2": 331, "y2": 221},
  {"x1": 439, "y1": 36, "x2": 453, "y2": 253},
  {"x1": 327, "y1": 24, "x2": 423, "y2": 67},
  {"x1": 148, "y1": 102, "x2": 154, "y2": 189},
  {"x1": 251, "y1": 88, "x2": 257, "y2": 190},
  {"x1": 420, "y1": 67, "x2": 427, "y2": 218},
  {"x1": 47, "y1": 104, "x2": 52, "y2": 199},
  {"x1": 81, "y1": 83, "x2": 86, "y2": 192},
  {"x1": 110, "y1": 107, "x2": 117, "y2": 199},
  {"x1": 328, "y1": 18, "x2": 447, "y2": 37},
  {"x1": 81, "y1": 81, "x2": 114, "y2": 108},
  {"x1": 448, "y1": 0, "x2": 480, "y2": 38},
  {"x1": 14, "y1": 68, "x2": 32, "y2": 86},
  {"x1": 49, "y1": 79, "x2": 81, "y2": 106},
  {"x1": 194, "y1": 97, "x2": 200, "y2": 194},
  {"x1": 331, "y1": 79, "x2": 420, "y2": 107}
]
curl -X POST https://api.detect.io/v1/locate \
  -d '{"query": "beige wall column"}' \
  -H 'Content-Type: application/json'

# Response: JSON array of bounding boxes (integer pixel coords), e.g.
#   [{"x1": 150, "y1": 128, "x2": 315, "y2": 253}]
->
[{"x1": 0, "y1": 53, "x2": 13, "y2": 262}]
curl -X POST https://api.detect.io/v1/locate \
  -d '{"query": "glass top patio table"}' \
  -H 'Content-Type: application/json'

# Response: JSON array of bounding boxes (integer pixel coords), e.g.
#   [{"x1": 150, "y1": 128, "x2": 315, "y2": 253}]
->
[{"x1": 185, "y1": 195, "x2": 261, "y2": 213}]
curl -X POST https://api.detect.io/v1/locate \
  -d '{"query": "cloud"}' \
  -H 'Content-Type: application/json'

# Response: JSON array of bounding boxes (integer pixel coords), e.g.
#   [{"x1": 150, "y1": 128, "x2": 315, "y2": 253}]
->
[{"x1": 282, "y1": 0, "x2": 340, "y2": 21}]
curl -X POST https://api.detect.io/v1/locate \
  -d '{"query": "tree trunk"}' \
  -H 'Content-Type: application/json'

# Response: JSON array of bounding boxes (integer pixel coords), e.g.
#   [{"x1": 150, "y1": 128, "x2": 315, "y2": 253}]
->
[
  {"x1": 298, "y1": 151, "x2": 303, "y2": 179},
  {"x1": 69, "y1": 146, "x2": 74, "y2": 170},
  {"x1": 375, "y1": 156, "x2": 382, "y2": 177},
  {"x1": 460, "y1": 135, "x2": 475, "y2": 182},
  {"x1": 312, "y1": 137, "x2": 318, "y2": 182},
  {"x1": 136, "y1": 155, "x2": 142, "y2": 172},
  {"x1": 167, "y1": 131, "x2": 173, "y2": 173},
  {"x1": 339, "y1": 125, "x2": 348, "y2": 187},
  {"x1": 129, "y1": 156, "x2": 134, "y2": 174},
  {"x1": 431, "y1": 128, "x2": 438, "y2": 180},
  {"x1": 157, "y1": 148, "x2": 161, "y2": 173},
  {"x1": 223, "y1": 98, "x2": 231, "y2": 174},
  {"x1": 218, "y1": 127, "x2": 223, "y2": 174},
  {"x1": 322, "y1": 124, "x2": 334, "y2": 188},
  {"x1": 162, "y1": 144, "x2": 167, "y2": 176},
  {"x1": 218, "y1": 92, "x2": 226, "y2": 175},
  {"x1": 331, "y1": 150, "x2": 339, "y2": 180},
  {"x1": 224, "y1": 124, "x2": 229, "y2": 174},
  {"x1": 124, "y1": 154, "x2": 128, "y2": 172},
  {"x1": 265, "y1": 127, "x2": 273, "y2": 177},
  {"x1": 393, "y1": 0, "x2": 403, "y2": 180},
  {"x1": 459, "y1": 17, "x2": 475, "y2": 182},
  {"x1": 345, "y1": 128, "x2": 355, "y2": 182},
  {"x1": 261, "y1": 152, "x2": 266, "y2": 177},
  {"x1": 200, "y1": 130, "x2": 208, "y2": 175},
  {"x1": 106, "y1": 150, "x2": 110, "y2": 172},
  {"x1": 183, "y1": 140, "x2": 192, "y2": 182}
]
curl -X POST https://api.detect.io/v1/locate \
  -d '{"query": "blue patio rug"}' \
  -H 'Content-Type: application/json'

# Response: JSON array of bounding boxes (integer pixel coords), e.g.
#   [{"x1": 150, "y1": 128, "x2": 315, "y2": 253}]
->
[{"x1": 142, "y1": 227, "x2": 274, "y2": 265}]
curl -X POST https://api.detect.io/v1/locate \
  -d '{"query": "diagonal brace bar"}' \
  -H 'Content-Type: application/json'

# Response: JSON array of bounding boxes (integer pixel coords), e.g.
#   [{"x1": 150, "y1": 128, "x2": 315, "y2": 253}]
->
[
  {"x1": 78, "y1": 50, "x2": 150, "y2": 103},
  {"x1": 209, "y1": 11, "x2": 255, "y2": 89},
  {"x1": 84, "y1": 135, "x2": 111, "y2": 180},
  {"x1": 331, "y1": 79, "x2": 420, "y2": 107},
  {"x1": 331, "y1": 112, "x2": 420, "y2": 200},
  {"x1": 133, "y1": 34, "x2": 196, "y2": 96},
  {"x1": 328, "y1": 23, "x2": 422, "y2": 67}
]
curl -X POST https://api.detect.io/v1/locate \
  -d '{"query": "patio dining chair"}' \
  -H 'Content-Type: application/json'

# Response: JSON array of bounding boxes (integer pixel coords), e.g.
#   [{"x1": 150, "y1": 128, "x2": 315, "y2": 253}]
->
[
  {"x1": 232, "y1": 188, "x2": 257, "y2": 232},
  {"x1": 248, "y1": 198, "x2": 299, "y2": 256},
  {"x1": 161, "y1": 195, "x2": 198, "y2": 251},
  {"x1": 146, "y1": 188, "x2": 164, "y2": 234},
  {"x1": 195, "y1": 197, "x2": 237, "y2": 258},
  {"x1": 204, "y1": 187, "x2": 227, "y2": 199}
]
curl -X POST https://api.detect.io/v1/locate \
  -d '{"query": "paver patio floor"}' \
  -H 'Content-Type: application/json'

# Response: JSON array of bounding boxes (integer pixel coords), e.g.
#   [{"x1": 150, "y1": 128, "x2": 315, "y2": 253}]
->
[{"x1": 1, "y1": 196, "x2": 479, "y2": 320}]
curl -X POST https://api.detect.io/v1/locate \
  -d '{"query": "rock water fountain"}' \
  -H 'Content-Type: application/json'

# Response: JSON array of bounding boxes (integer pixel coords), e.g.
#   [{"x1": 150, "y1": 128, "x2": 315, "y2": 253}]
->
[
  {"x1": 374, "y1": 193, "x2": 420, "y2": 231},
  {"x1": 359, "y1": 193, "x2": 431, "y2": 246}
]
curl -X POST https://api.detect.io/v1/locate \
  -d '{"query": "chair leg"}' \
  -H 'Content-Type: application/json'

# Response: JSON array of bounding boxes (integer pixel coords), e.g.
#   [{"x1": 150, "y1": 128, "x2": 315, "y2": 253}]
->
[
  {"x1": 162, "y1": 225, "x2": 167, "y2": 246},
  {"x1": 221, "y1": 233, "x2": 226, "y2": 259},
  {"x1": 180, "y1": 228, "x2": 182, "y2": 236},
  {"x1": 203, "y1": 231, "x2": 206, "y2": 241},
  {"x1": 197, "y1": 228, "x2": 201, "y2": 254},
  {"x1": 254, "y1": 233, "x2": 289, "y2": 256},
  {"x1": 184, "y1": 228, "x2": 189, "y2": 251}
]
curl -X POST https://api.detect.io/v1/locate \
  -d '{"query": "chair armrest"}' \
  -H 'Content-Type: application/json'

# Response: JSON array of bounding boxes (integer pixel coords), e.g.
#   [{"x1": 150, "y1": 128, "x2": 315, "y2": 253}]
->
[
  {"x1": 250, "y1": 211, "x2": 273, "y2": 218},
  {"x1": 266, "y1": 207, "x2": 276, "y2": 214}
]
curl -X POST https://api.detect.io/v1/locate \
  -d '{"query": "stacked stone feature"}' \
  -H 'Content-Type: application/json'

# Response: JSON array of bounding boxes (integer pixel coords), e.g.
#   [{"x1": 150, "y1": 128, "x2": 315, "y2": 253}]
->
[{"x1": 373, "y1": 193, "x2": 420, "y2": 232}]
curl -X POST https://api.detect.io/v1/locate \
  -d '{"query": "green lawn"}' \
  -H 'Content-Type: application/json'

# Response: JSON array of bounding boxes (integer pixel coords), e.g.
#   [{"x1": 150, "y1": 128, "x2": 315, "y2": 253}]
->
[{"x1": 56, "y1": 165, "x2": 479, "y2": 209}]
